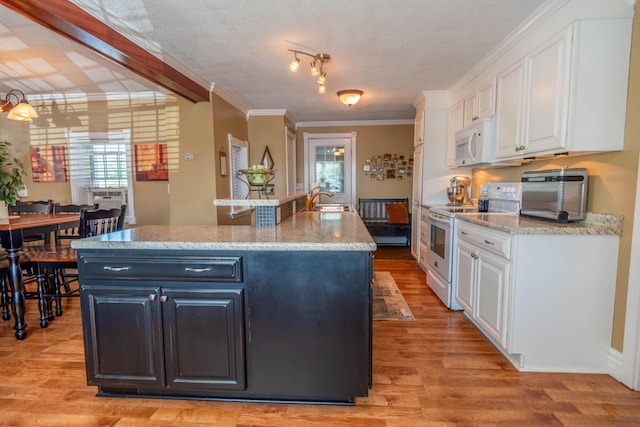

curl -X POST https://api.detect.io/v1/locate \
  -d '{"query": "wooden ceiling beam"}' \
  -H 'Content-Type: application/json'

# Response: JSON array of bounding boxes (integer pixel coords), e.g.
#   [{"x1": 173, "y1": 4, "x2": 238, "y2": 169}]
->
[{"x1": 0, "y1": 0, "x2": 209, "y2": 103}]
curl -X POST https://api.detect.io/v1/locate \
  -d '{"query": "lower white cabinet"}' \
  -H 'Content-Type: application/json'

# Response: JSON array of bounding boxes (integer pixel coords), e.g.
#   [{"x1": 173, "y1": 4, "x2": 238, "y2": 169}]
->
[
  {"x1": 455, "y1": 227, "x2": 511, "y2": 346},
  {"x1": 454, "y1": 219, "x2": 619, "y2": 373}
]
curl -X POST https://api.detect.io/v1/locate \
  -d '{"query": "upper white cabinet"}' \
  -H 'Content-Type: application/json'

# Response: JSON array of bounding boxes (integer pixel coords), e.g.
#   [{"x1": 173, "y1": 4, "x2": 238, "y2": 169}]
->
[
  {"x1": 495, "y1": 20, "x2": 631, "y2": 160},
  {"x1": 463, "y1": 79, "x2": 496, "y2": 128},
  {"x1": 495, "y1": 59, "x2": 527, "y2": 158},
  {"x1": 447, "y1": 100, "x2": 464, "y2": 167},
  {"x1": 414, "y1": 109, "x2": 424, "y2": 147}
]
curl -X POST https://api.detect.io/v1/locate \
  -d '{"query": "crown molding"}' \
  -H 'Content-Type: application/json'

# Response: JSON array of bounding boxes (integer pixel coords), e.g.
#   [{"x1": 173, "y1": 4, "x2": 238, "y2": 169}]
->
[
  {"x1": 295, "y1": 119, "x2": 413, "y2": 129},
  {"x1": 449, "y1": 0, "x2": 570, "y2": 95}
]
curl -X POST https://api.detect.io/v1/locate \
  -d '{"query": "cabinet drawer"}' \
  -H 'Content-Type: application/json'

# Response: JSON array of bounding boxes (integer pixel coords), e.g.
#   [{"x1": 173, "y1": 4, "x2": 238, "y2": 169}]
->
[
  {"x1": 420, "y1": 226, "x2": 429, "y2": 244},
  {"x1": 457, "y1": 222, "x2": 511, "y2": 259},
  {"x1": 79, "y1": 256, "x2": 243, "y2": 282}
]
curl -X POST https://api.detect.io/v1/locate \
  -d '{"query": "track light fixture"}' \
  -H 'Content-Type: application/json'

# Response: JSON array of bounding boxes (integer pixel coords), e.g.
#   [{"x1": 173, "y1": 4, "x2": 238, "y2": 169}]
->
[
  {"x1": 288, "y1": 49, "x2": 330, "y2": 93},
  {"x1": 1, "y1": 89, "x2": 39, "y2": 121}
]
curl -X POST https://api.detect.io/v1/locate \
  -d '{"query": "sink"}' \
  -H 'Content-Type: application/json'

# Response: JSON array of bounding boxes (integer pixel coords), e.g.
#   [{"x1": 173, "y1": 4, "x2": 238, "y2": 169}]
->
[{"x1": 312, "y1": 204, "x2": 354, "y2": 212}]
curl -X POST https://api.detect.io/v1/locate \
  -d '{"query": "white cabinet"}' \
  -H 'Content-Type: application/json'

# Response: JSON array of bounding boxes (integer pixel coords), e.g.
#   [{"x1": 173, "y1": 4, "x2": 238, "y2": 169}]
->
[
  {"x1": 447, "y1": 100, "x2": 464, "y2": 167},
  {"x1": 463, "y1": 80, "x2": 496, "y2": 128},
  {"x1": 418, "y1": 208, "x2": 429, "y2": 271},
  {"x1": 524, "y1": 29, "x2": 571, "y2": 154},
  {"x1": 414, "y1": 109, "x2": 424, "y2": 147},
  {"x1": 495, "y1": 59, "x2": 527, "y2": 159},
  {"x1": 454, "y1": 219, "x2": 619, "y2": 373},
  {"x1": 410, "y1": 144, "x2": 424, "y2": 259},
  {"x1": 455, "y1": 224, "x2": 511, "y2": 346},
  {"x1": 495, "y1": 20, "x2": 631, "y2": 160}
]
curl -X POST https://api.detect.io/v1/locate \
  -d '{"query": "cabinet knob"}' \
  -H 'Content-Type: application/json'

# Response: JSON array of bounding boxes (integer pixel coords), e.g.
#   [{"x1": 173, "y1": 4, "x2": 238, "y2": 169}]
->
[
  {"x1": 148, "y1": 294, "x2": 156, "y2": 301},
  {"x1": 160, "y1": 296, "x2": 168, "y2": 302}
]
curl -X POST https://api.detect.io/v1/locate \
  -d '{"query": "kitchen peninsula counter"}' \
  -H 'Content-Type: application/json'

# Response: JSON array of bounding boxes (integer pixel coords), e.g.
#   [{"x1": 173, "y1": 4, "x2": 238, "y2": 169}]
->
[{"x1": 73, "y1": 210, "x2": 374, "y2": 405}]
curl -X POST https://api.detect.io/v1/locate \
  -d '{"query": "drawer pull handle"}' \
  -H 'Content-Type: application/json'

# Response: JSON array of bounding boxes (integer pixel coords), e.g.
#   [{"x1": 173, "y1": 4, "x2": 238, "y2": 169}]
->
[
  {"x1": 185, "y1": 267, "x2": 213, "y2": 273},
  {"x1": 103, "y1": 266, "x2": 130, "y2": 272},
  {"x1": 460, "y1": 231, "x2": 468, "y2": 235},
  {"x1": 484, "y1": 239, "x2": 495, "y2": 245}
]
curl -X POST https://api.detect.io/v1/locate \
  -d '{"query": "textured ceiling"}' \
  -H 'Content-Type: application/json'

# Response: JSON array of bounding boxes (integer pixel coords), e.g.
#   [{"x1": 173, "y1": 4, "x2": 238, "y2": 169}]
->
[{"x1": 1, "y1": 0, "x2": 547, "y2": 123}]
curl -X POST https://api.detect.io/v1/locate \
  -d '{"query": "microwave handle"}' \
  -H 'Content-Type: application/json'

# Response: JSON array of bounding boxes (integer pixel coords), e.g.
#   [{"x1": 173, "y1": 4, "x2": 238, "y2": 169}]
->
[{"x1": 467, "y1": 130, "x2": 478, "y2": 160}]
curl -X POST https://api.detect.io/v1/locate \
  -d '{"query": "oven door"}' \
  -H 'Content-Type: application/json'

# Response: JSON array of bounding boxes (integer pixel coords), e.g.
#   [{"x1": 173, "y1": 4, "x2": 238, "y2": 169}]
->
[{"x1": 427, "y1": 213, "x2": 451, "y2": 282}]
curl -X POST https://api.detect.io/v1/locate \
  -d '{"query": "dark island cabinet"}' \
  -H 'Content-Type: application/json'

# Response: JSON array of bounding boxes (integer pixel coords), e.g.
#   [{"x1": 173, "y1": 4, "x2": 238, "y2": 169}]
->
[
  {"x1": 77, "y1": 249, "x2": 371, "y2": 404},
  {"x1": 78, "y1": 251, "x2": 247, "y2": 394}
]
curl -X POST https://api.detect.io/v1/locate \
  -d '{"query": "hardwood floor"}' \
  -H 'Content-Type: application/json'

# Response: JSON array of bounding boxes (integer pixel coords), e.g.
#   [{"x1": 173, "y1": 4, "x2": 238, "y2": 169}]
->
[{"x1": 0, "y1": 258, "x2": 638, "y2": 426}]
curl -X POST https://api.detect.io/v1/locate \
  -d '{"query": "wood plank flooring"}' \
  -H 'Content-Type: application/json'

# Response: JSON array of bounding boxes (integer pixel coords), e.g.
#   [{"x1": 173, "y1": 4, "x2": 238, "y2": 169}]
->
[{"x1": 0, "y1": 257, "x2": 638, "y2": 426}]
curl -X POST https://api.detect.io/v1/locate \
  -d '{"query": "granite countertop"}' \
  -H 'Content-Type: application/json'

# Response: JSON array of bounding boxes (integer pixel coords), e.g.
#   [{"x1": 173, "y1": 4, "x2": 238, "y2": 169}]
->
[
  {"x1": 214, "y1": 191, "x2": 307, "y2": 207},
  {"x1": 457, "y1": 212, "x2": 623, "y2": 236},
  {"x1": 72, "y1": 210, "x2": 376, "y2": 251}
]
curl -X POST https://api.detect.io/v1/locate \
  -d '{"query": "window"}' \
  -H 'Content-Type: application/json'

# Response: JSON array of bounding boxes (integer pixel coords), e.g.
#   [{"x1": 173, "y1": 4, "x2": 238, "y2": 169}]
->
[
  {"x1": 228, "y1": 134, "x2": 249, "y2": 216},
  {"x1": 90, "y1": 143, "x2": 129, "y2": 188},
  {"x1": 66, "y1": 130, "x2": 136, "y2": 224}
]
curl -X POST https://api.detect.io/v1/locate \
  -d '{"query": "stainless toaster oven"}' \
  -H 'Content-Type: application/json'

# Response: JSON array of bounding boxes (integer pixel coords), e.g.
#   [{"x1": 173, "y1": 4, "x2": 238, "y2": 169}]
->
[{"x1": 520, "y1": 168, "x2": 588, "y2": 222}]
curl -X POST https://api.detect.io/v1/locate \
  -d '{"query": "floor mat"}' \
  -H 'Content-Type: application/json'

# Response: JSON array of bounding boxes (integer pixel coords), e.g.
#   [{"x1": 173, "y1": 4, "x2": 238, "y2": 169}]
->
[{"x1": 372, "y1": 271, "x2": 415, "y2": 321}]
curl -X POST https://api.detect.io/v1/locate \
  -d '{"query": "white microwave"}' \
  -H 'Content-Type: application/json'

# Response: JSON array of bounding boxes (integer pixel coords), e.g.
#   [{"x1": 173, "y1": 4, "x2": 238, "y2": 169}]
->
[{"x1": 454, "y1": 117, "x2": 496, "y2": 167}]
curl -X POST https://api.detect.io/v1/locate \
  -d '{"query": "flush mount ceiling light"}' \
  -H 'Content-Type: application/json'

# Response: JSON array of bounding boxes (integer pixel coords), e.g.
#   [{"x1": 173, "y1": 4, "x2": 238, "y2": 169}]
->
[
  {"x1": 337, "y1": 89, "x2": 363, "y2": 107},
  {"x1": 1, "y1": 89, "x2": 39, "y2": 121},
  {"x1": 288, "y1": 49, "x2": 330, "y2": 94}
]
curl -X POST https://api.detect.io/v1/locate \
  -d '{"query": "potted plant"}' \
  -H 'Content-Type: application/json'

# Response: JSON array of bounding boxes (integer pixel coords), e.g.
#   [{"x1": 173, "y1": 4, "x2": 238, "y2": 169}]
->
[{"x1": 0, "y1": 140, "x2": 26, "y2": 218}]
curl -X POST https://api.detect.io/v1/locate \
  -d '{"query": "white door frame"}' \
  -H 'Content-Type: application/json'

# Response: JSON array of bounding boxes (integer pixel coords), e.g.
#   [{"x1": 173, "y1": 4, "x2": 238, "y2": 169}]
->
[
  {"x1": 285, "y1": 127, "x2": 296, "y2": 193},
  {"x1": 303, "y1": 132, "x2": 356, "y2": 206}
]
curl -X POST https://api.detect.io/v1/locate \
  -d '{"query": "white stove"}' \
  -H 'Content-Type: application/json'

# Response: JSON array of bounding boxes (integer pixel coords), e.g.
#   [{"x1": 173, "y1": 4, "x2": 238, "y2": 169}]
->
[{"x1": 425, "y1": 183, "x2": 521, "y2": 310}]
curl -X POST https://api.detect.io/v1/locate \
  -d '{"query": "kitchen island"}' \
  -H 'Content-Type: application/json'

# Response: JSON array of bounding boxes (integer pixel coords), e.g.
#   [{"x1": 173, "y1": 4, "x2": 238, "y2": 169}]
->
[{"x1": 72, "y1": 211, "x2": 375, "y2": 404}]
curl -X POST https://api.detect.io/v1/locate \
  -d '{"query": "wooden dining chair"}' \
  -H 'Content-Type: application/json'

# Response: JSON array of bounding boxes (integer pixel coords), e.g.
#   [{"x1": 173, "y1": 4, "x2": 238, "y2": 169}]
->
[
  {"x1": 24, "y1": 205, "x2": 127, "y2": 327},
  {"x1": 8, "y1": 200, "x2": 54, "y2": 246},
  {"x1": 0, "y1": 252, "x2": 34, "y2": 322},
  {"x1": 53, "y1": 202, "x2": 99, "y2": 246}
]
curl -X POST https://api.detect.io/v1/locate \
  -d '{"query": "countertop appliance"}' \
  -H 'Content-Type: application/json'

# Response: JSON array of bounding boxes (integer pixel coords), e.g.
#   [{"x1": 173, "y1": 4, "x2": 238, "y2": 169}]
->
[
  {"x1": 426, "y1": 182, "x2": 521, "y2": 310},
  {"x1": 520, "y1": 168, "x2": 588, "y2": 223},
  {"x1": 447, "y1": 176, "x2": 472, "y2": 205},
  {"x1": 454, "y1": 117, "x2": 496, "y2": 167}
]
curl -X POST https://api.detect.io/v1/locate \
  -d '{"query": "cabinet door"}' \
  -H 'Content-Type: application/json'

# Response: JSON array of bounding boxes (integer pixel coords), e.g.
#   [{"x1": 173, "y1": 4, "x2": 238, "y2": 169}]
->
[
  {"x1": 495, "y1": 59, "x2": 527, "y2": 159},
  {"x1": 477, "y1": 79, "x2": 496, "y2": 119},
  {"x1": 162, "y1": 288, "x2": 246, "y2": 391},
  {"x1": 463, "y1": 94, "x2": 477, "y2": 128},
  {"x1": 81, "y1": 286, "x2": 164, "y2": 388},
  {"x1": 524, "y1": 28, "x2": 571, "y2": 155},
  {"x1": 414, "y1": 109, "x2": 425, "y2": 146},
  {"x1": 475, "y1": 251, "x2": 511, "y2": 346},
  {"x1": 454, "y1": 240, "x2": 476, "y2": 312},
  {"x1": 448, "y1": 100, "x2": 464, "y2": 166},
  {"x1": 411, "y1": 203, "x2": 421, "y2": 260}
]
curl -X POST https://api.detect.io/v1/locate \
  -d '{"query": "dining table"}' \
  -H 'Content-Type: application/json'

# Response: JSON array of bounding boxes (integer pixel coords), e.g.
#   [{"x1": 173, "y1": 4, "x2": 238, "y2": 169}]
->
[{"x1": 0, "y1": 213, "x2": 81, "y2": 340}]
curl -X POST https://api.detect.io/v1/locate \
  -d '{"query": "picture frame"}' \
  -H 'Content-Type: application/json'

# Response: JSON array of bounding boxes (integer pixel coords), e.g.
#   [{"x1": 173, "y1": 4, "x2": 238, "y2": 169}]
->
[
  {"x1": 134, "y1": 143, "x2": 169, "y2": 181},
  {"x1": 261, "y1": 146, "x2": 274, "y2": 169},
  {"x1": 30, "y1": 145, "x2": 68, "y2": 182},
  {"x1": 383, "y1": 153, "x2": 391, "y2": 161},
  {"x1": 362, "y1": 164, "x2": 371, "y2": 172},
  {"x1": 376, "y1": 172, "x2": 385, "y2": 180}
]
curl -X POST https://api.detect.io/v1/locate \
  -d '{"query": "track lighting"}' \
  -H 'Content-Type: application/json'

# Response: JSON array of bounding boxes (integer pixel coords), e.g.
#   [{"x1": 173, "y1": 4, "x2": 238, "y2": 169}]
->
[
  {"x1": 1, "y1": 89, "x2": 39, "y2": 121},
  {"x1": 288, "y1": 49, "x2": 330, "y2": 93}
]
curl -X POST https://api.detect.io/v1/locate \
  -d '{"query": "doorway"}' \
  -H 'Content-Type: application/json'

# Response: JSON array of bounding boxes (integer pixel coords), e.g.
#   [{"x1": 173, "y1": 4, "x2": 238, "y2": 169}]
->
[{"x1": 304, "y1": 132, "x2": 356, "y2": 205}]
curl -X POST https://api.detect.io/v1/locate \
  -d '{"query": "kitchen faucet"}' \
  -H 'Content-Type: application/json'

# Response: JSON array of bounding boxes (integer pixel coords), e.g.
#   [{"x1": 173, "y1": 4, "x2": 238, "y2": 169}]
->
[{"x1": 308, "y1": 185, "x2": 334, "y2": 208}]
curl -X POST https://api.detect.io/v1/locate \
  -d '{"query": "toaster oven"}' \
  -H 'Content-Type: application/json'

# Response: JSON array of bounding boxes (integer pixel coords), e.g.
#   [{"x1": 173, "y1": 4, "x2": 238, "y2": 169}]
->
[{"x1": 520, "y1": 168, "x2": 588, "y2": 222}]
